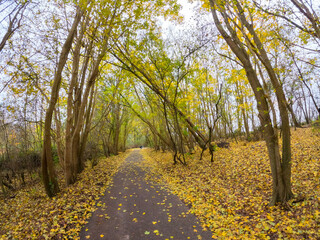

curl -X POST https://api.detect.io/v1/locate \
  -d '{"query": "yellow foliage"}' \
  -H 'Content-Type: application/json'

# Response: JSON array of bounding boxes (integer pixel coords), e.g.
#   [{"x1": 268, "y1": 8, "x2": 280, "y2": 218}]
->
[
  {"x1": 141, "y1": 128, "x2": 320, "y2": 239},
  {"x1": 0, "y1": 152, "x2": 129, "y2": 239}
]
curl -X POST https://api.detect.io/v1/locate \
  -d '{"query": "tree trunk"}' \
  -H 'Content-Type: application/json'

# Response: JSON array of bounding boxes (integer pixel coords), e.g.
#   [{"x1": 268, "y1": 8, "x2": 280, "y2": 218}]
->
[
  {"x1": 242, "y1": 108, "x2": 250, "y2": 140},
  {"x1": 64, "y1": 26, "x2": 81, "y2": 185},
  {"x1": 235, "y1": 0, "x2": 294, "y2": 201},
  {"x1": 54, "y1": 109, "x2": 64, "y2": 167},
  {"x1": 210, "y1": 0, "x2": 292, "y2": 204},
  {"x1": 113, "y1": 103, "x2": 121, "y2": 155},
  {"x1": 287, "y1": 101, "x2": 301, "y2": 128},
  {"x1": 0, "y1": 175, "x2": 7, "y2": 197},
  {"x1": 79, "y1": 85, "x2": 96, "y2": 172},
  {"x1": 41, "y1": 7, "x2": 82, "y2": 197}
]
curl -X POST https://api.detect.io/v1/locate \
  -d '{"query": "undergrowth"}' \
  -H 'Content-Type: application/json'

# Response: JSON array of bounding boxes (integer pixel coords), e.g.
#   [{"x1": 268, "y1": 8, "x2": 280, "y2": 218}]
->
[{"x1": 0, "y1": 151, "x2": 129, "y2": 239}]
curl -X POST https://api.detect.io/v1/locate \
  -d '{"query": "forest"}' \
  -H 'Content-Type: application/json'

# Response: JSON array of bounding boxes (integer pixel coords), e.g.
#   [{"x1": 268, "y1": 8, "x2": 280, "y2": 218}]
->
[{"x1": 0, "y1": 0, "x2": 320, "y2": 239}]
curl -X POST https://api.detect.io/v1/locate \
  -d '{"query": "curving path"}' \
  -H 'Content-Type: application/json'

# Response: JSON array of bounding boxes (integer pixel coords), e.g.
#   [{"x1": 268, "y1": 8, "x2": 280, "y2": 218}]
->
[{"x1": 79, "y1": 150, "x2": 212, "y2": 240}]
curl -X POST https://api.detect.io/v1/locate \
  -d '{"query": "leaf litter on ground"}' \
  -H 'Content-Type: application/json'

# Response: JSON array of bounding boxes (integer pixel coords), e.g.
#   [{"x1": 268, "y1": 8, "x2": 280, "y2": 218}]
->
[
  {"x1": 141, "y1": 128, "x2": 320, "y2": 239},
  {"x1": 0, "y1": 151, "x2": 129, "y2": 239}
]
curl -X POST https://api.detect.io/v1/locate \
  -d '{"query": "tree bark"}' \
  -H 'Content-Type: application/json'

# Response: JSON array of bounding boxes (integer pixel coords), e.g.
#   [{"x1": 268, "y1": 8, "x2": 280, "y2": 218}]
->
[
  {"x1": 235, "y1": 1, "x2": 293, "y2": 201},
  {"x1": 112, "y1": 102, "x2": 121, "y2": 155},
  {"x1": 209, "y1": 0, "x2": 293, "y2": 204},
  {"x1": 41, "y1": 7, "x2": 82, "y2": 197},
  {"x1": 79, "y1": 84, "x2": 97, "y2": 172}
]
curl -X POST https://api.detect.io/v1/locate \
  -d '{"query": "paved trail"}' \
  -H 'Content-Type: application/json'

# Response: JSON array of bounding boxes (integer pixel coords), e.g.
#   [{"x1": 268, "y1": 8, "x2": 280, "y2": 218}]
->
[{"x1": 80, "y1": 150, "x2": 212, "y2": 240}]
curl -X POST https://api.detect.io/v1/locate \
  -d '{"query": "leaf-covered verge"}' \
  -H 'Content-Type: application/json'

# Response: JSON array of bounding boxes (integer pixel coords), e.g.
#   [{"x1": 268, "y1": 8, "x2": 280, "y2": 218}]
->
[
  {"x1": 0, "y1": 151, "x2": 130, "y2": 239},
  {"x1": 141, "y1": 128, "x2": 320, "y2": 239}
]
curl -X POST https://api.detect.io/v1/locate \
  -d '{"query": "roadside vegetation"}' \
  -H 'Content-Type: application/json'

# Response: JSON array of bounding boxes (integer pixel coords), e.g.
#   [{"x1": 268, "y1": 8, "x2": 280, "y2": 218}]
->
[
  {"x1": 142, "y1": 127, "x2": 320, "y2": 239},
  {"x1": 0, "y1": 152, "x2": 128, "y2": 239}
]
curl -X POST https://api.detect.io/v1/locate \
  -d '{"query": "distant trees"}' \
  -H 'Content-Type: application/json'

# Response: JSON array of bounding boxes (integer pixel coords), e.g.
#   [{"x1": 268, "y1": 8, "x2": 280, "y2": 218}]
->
[
  {"x1": 1, "y1": 0, "x2": 182, "y2": 197},
  {"x1": 111, "y1": 31, "x2": 219, "y2": 163},
  {"x1": 0, "y1": 104, "x2": 42, "y2": 197}
]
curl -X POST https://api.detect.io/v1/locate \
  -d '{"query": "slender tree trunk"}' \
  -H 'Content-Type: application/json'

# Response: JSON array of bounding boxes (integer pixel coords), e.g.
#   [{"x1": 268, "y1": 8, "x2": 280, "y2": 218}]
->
[
  {"x1": 287, "y1": 102, "x2": 301, "y2": 128},
  {"x1": 242, "y1": 108, "x2": 250, "y2": 140},
  {"x1": 282, "y1": 39, "x2": 319, "y2": 121},
  {"x1": 79, "y1": 85, "x2": 96, "y2": 171},
  {"x1": 54, "y1": 109, "x2": 64, "y2": 167},
  {"x1": 64, "y1": 27, "x2": 81, "y2": 185},
  {"x1": 113, "y1": 103, "x2": 121, "y2": 155},
  {"x1": 163, "y1": 102, "x2": 178, "y2": 164},
  {"x1": 256, "y1": 57, "x2": 278, "y2": 130},
  {"x1": 124, "y1": 98, "x2": 172, "y2": 148},
  {"x1": 41, "y1": 8, "x2": 82, "y2": 197},
  {"x1": 0, "y1": 175, "x2": 7, "y2": 197},
  {"x1": 210, "y1": 0, "x2": 293, "y2": 204},
  {"x1": 122, "y1": 119, "x2": 129, "y2": 151},
  {"x1": 234, "y1": 1, "x2": 294, "y2": 201}
]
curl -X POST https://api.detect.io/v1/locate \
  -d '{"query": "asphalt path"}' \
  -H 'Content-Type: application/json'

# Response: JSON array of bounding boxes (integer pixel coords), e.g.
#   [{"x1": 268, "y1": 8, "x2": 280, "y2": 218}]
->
[{"x1": 79, "y1": 149, "x2": 212, "y2": 240}]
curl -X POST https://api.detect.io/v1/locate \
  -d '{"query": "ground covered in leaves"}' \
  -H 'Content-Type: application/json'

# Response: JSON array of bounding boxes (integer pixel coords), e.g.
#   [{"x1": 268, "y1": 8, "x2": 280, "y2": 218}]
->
[
  {"x1": 0, "y1": 151, "x2": 129, "y2": 239},
  {"x1": 141, "y1": 128, "x2": 320, "y2": 239},
  {"x1": 80, "y1": 150, "x2": 212, "y2": 240}
]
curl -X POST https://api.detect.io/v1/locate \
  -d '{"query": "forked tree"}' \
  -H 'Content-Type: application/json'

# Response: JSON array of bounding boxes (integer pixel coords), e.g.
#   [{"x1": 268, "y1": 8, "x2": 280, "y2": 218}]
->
[{"x1": 208, "y1": 0, "x2": 294, "y2": 205}]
